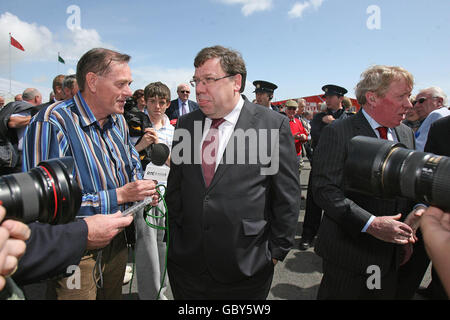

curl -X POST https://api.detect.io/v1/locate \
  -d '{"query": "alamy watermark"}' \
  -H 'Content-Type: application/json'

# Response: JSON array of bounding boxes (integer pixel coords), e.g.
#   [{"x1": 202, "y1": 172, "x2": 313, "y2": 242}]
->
[
  {"x1": 171, "y1": 122, "x2": 281, "y2": 176},
  {"x1": 66, "y1": 5, "x2": 81, "y2": 31},
  {"x1": 366, "y1": 265, "x2": 381, "y2": 290},
  {"x1": 366, "y1": 5, "x2": 381, "y2": 30}
]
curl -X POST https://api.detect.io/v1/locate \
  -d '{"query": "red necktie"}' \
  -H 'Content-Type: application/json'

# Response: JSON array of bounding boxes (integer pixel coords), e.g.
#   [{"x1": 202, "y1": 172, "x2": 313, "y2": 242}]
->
[
  {"x1": 202, "y1": 118, "x2": 225, "y2": 187},
  {"x1": 376, "y1": 126, "x2": 388, "y2": 140}
]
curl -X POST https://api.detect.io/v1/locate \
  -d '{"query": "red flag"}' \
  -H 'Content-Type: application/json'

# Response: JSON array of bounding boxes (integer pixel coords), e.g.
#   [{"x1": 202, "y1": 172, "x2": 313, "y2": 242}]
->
[{"x1": 10, "y1": 35, "x2": 25, "y2": 51}]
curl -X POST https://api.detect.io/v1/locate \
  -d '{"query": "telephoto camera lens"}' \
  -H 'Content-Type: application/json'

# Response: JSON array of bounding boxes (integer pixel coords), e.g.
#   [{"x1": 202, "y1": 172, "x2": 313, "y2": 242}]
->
[
  {"x1": 0, "y1": 157, "x2": 81, "y2": 224},
  {"x1": 345, "y1": 136, "x2": 450, "y2": 211}
]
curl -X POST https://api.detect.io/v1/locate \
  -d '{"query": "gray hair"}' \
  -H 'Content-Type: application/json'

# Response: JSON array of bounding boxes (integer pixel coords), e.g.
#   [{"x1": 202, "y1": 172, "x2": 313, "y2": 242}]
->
[
  {"x1": 22, "y1": 88, "x2": 41, "y2": 102},
  {"x1": 355, "y1": 65, "x2": 414, "y2": 106},
  {"x1": 419, "y1": 86, "x2": 448, "y2": 106}
]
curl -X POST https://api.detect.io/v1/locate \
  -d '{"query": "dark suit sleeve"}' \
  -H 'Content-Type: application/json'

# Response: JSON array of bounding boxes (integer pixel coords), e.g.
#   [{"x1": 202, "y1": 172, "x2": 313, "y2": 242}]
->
[
  {"x1": 424, "y1": 121, "x2": 439, "y2": 154},
  {"x1": 165, "y1": 100, "x2": 178, "y2": 120},
  {"x1": 312, "y1": 123, "x2": 373, "y2": 237},
  {"x1": 13, "y1": 220, "x2": 88, "y2": 285},
  {"x1": 189, "y1": 100, "x2": 199, "y2": 112},
  {"x1": 166, "y1": 117, "x2": 184, "y2": 228},
  {"x1": 268, "y1": 117, "x2": 301, "y2": 261}
]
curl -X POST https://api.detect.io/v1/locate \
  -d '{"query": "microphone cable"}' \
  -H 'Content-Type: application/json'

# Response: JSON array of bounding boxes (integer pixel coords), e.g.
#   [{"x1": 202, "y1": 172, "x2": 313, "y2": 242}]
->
[{"x1": 142, "y1": 183, "x2": 169, "y2": 300}]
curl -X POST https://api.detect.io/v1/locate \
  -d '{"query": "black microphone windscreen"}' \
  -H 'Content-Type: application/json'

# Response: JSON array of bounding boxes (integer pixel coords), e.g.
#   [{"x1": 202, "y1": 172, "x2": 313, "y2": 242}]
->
[{"x1": 150, "y1": 143, "x2": 170, "y2": 166}]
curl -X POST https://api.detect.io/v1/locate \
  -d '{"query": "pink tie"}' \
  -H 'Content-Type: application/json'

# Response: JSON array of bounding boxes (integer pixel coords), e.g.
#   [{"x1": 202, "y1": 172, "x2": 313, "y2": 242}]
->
[
  {"x1": 202, "y1": 118, "x2": 225, "y2": 187},
  {"x1": 376, "y1": 126, "x2": 388, "y2": 140}
]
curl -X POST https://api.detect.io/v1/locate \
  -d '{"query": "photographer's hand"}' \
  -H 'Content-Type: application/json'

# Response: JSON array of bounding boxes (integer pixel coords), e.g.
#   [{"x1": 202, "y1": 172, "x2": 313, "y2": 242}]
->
[
  {"x1": 420, "y1": 206, "x2": 450, "y2": 297},
  {"x1": 404, "y1": 205, "x2": 427, "y2": 242},
  {"x1": 0, "y1": 205, "x2": 30, "y2": 290},
  {"x1": 84, "y1": 212, "x2": 133, "y2": 250},
  {"x1": 366, "y1": 214, "x2": 413, "y2": 244}
]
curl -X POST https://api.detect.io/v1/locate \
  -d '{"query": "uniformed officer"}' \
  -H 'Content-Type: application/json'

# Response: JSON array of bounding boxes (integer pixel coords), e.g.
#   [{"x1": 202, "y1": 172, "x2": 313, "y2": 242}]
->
[
  {"x1": 300, "y1": 84, "x2": 352, "y2": 251},
  {"x1": 253, "y1": 80, "x2": 280, "y2": 112}
]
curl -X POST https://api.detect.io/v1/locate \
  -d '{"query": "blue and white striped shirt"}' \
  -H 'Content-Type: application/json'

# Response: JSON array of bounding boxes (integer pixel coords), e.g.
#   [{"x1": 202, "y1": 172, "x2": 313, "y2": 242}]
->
[{"x1": 22, "y1": 92, "x2": 143, "y2": 217}]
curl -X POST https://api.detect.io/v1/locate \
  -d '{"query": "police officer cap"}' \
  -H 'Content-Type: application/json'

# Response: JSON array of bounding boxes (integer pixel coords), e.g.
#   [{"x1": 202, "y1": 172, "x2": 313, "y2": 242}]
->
[
  {"x1": 253, "y1": 80, "x2": 278, "y2": 94},
  {"x1": 322, "y1": 84, "x2": 348, "y2": 97}
]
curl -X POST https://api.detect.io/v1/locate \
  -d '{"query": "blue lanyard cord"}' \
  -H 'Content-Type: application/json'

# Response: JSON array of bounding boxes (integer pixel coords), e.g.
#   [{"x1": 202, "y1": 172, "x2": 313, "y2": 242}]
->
[{"x1": 142, "y1": 184, "x2": 169, "y2": 300}]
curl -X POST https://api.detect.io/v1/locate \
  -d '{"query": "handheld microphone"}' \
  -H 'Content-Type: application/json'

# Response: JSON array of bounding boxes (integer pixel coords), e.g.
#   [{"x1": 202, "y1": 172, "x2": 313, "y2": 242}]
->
[
  {"x1": 121, "y1": 143, "x2": 170, "y2": 217},
  {"x1": 147, "y1": 143, "x2": 170, "y2": 166}
]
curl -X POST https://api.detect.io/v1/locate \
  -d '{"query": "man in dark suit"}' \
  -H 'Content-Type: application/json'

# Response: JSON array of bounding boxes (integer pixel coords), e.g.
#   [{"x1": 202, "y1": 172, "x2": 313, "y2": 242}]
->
[
  {"x1": 165, "y1": 83, "x2": 199, "y2": 120},
  {"x1": 300, "y1": 84, "x2": 351, "y2": 250},
  {"x1": 312, "y1": 65, "x2": 419, "y2": 299},
  {"x1": 420, "y1": 115, "x2": 450, "y2": 300},
  {"x1": 166, "y1": 45, "x2": 300, "y2": 299},
  {"x1": 397, "y1": 115, "x2": 450, "y2": 300}
]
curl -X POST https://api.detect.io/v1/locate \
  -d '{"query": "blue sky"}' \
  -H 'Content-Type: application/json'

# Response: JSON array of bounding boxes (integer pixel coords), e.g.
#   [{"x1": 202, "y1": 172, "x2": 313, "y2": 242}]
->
[{"x1": 1, "y1": 0, "x2": 449, "y2": 103}]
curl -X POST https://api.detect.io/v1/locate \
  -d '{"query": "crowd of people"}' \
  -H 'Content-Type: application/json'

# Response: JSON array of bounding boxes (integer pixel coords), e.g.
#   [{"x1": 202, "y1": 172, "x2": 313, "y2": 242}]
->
[{"x1": 0, "y1": 45, "x2": 449, "y2": 301}]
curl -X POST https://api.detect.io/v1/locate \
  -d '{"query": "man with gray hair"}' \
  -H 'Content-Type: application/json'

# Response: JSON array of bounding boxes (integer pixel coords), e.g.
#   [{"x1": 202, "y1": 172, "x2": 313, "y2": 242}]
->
[
  {"x1": 413, "y1": 86, "x2": 450, "y2": 151},
  {"x1": 312, "y1": 65, "x2": 420, "y2": 299},
  {"x1": 166, "y1": 83, "x2": 199, "y2": 120},
  {"x1": 23, "y1": 48, "x2": 159, "y2": 300},
  {"x1": 0, "y1": 88, "x2": 43, "y2": 174}
]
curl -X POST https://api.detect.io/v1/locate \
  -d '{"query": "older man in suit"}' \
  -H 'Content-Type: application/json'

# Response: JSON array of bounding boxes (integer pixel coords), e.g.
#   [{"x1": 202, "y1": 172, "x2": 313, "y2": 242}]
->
[
  {"x1": 166, "y1": 45, "x2": 300, "y2": 299},
  {"x1": 165, "y1": 83, "x2": 199, "y2": 120},
  {"x1": 312, "y1": 65, "x2": 419, "y2": 299}
]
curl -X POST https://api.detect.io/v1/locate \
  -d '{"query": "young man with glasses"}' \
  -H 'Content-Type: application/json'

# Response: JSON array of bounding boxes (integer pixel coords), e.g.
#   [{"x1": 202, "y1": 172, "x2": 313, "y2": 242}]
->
[{"x1": 165, "y1": 83, "x2": 199, "y2": 120}]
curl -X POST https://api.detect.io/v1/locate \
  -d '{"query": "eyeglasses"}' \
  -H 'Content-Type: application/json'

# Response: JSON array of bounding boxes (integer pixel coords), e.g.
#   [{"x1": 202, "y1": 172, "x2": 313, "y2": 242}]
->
[
  {"x1": 190, "y1": 74, "x2": 235, "y2": 87},
  {"x1": 413, "y1": 97, "x2": 427, "y2": 106},
  {"x1": 286, "y1": 107, "x2": 297, "y2": 110},
  {"x1": 180, "y1": 90, "x2": 190, "y2": 94},
  {"x1": 413, "y1": 96, "x2": 439, "y2": 106}
]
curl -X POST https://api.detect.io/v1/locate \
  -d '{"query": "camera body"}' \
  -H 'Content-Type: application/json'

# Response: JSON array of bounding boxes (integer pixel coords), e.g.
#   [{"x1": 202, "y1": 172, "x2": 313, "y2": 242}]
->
[
  {"x1": 345, "y1": 136, "x2": 450, "y2": 211},
  {"x1": 0, "y1": 157, "x2": 81, "y2": 224}
]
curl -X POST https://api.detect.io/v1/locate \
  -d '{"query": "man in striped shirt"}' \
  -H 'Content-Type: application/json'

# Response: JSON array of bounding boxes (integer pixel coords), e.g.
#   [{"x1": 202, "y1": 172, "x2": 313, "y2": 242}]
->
[{"x1": 22, "y1": 48, "x2": 158, "y2": 300}]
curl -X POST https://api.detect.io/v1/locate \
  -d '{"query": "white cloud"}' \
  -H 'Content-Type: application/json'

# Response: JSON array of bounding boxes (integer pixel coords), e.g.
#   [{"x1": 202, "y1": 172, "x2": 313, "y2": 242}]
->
[
  {"x1": 219, "y1": 0, "x2": 273, "y2": 16},
  {"x1": 288, "y1": 0, "x2": 324, "y2": 18},
  {"x1": 0, "y1": 77, "x2": 52, "y2": 102},
  {"x1": 0, "y1": 12, "x2": 113, "y2": 66}
]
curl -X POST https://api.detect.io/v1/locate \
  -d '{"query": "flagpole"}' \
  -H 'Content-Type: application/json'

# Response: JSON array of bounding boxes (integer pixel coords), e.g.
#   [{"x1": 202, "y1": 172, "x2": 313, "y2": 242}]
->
[{"x1": 9, "y1": 33, "x2": 12, "y2": 94}]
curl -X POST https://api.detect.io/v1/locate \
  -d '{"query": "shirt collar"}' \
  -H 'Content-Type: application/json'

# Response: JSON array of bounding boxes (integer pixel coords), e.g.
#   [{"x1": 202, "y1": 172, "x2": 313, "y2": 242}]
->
[
  {"x1": 74, "y1": 91, "x2": 118, "y2": 128},
  {"x1": 362, "y1": 108, "x2": 385, "y2": 130}
]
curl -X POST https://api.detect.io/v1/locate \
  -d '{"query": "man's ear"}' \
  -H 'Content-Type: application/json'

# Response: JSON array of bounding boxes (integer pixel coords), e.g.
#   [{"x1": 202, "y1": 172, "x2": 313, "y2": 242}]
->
[
  {"x1": 85, "y1": 72, "x2": 98, "y2": 93},
  {"x1": 365, "y1": 91, "x2": 377, "y2": 104},
  {"x1": 233, "y1": 74, "x2": 242, "y2": 93}
]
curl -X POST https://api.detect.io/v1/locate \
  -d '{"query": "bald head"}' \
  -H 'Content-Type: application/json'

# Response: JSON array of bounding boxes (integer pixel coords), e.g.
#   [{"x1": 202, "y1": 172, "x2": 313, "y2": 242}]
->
[
  {"x1": 22, "y1": 88, "x2": 42, "y2": 106},
  {"x1": 177, "y1": 83, "x2": 191, "y2": 103}
]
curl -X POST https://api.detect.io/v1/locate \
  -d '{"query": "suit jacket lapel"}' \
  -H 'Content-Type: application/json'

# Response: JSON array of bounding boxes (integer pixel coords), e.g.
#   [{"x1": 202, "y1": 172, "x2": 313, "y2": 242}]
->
[
  {"x1": 188, "y1": 111, "x2": 207, "y2": 186},
  {"x1": 353, "y1": 110, "x2": 378, "y2": 138}
]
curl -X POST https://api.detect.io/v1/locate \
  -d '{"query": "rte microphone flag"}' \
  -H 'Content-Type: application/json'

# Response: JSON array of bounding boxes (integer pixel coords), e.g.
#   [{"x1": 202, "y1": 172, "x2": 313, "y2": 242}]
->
[
  {"x1": 10, "y1": 34, "x2": 25, "y2": 51},
  {"x1": 58, "y1": 53, "x2": 65, "y2": 64}
]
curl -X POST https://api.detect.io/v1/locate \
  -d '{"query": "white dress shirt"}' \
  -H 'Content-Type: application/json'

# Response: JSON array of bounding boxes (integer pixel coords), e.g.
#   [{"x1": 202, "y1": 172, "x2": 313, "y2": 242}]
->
[{"x1": 200, "y1": 95, "x2": 244, "y2": 171}]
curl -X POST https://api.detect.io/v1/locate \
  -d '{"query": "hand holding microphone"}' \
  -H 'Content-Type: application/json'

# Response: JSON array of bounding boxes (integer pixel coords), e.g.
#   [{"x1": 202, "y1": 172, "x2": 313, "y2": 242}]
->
[{"x1": 120, "y1": 143, "x2": 171, "y2": 217}]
